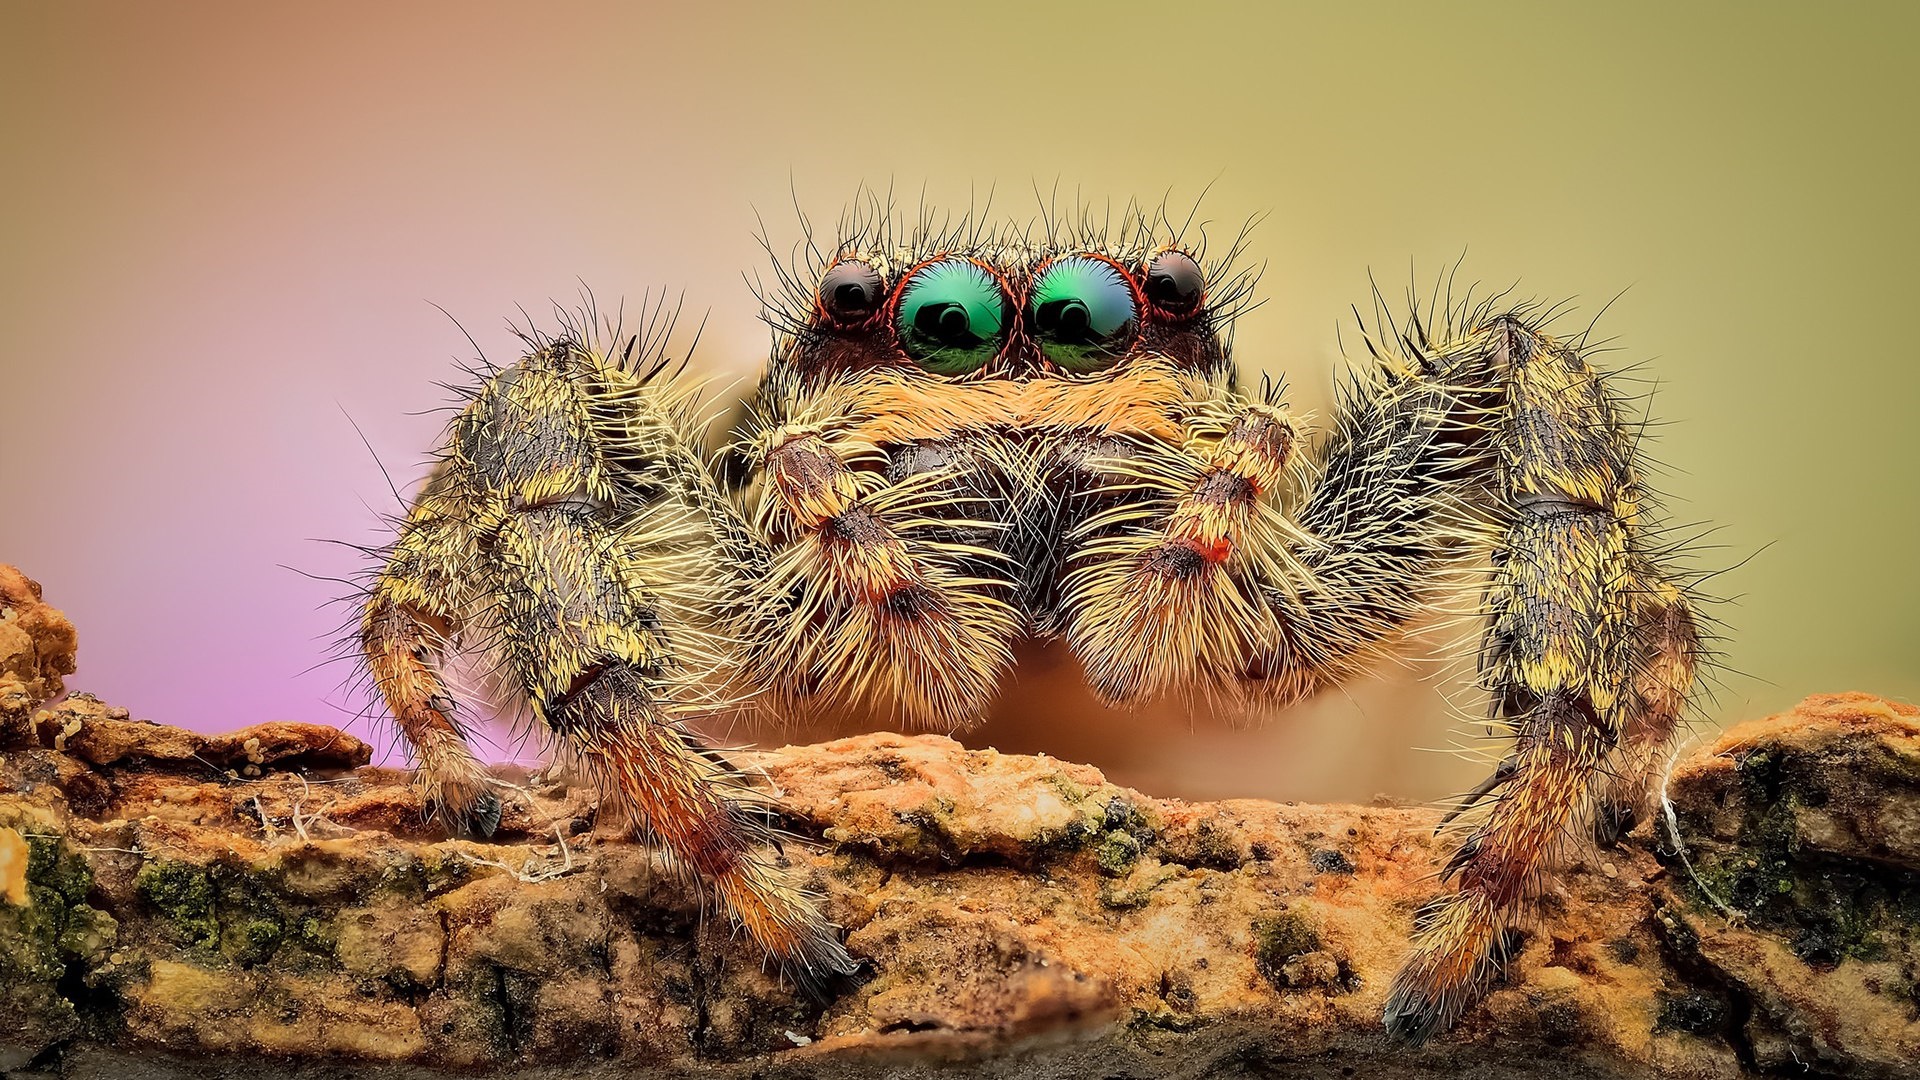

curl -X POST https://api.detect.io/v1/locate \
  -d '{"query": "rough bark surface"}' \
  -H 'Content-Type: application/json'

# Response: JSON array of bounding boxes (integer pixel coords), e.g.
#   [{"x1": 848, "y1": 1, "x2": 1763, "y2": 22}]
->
[{"x1": 1, "y1": 564, "x2": 1915, "y2": 1079}]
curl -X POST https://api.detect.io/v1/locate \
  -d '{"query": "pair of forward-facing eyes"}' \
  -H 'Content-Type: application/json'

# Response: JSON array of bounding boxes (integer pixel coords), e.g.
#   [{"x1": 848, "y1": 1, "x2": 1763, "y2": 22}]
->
[{"x1": 812, "y1": 250, "x2": 1207, "y2": 376}]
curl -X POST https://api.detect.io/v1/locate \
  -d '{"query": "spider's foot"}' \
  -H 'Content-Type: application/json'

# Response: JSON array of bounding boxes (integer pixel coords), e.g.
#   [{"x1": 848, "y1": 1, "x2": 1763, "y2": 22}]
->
[
  {"x1": 423, "y1": 782, "x2": 504, "y2": 839},
  {"x1": 1381, "y1": 892, "x2": 1505, "y2": 1043},
  {"x1": 709, "y1": 853, "x2": 862, "y2": 1004},
  {"x1": 1381, "y1": 985, "x2": 1445, "y2": 1045},
  {"x1": 460, "y1": 791, "x2": 505, "y2": 839},
  {"x1": 1593, "y1": 802, "x2": 1638, "y2": 848},
  {"x1": 783, "y1": 928, "x2": 864, "y2": 1004}
]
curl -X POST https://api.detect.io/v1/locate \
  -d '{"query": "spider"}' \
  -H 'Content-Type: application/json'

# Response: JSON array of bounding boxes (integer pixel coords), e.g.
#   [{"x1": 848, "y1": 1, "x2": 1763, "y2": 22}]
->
[{"x1": 357, "y1": 202, "x2": 1702, "y2": 1041}]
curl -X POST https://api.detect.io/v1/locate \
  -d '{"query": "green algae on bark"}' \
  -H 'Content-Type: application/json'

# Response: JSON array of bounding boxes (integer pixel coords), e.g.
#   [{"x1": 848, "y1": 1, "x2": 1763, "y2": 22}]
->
[
  {"x1": 1656, "y1": 692, "x2": 1920, "y2": 1075},
  {"x1": 0, "y1": 811, "x2": 119, "y2": 1057}
]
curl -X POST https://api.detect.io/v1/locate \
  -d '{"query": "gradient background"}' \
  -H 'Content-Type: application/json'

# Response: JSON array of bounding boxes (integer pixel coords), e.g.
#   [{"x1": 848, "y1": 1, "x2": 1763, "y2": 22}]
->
[{"x1": 3, "y1": 2, "x2": 1915, "y2": 805}]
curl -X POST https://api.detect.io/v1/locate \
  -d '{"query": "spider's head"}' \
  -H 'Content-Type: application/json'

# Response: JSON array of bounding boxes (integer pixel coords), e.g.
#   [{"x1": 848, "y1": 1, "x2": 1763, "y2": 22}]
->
[
  {"x1": 772, "y1": 238, "x2": 1241, "y2": 385},
  {"x1": 723, "y1": 209, "x2": 1262, "y2": 490}
]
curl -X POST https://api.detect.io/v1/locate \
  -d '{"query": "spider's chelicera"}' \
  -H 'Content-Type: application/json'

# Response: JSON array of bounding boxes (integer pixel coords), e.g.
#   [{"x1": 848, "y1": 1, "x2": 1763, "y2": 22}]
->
[{"x1": 358, "y1": 205, "x2": 1703, "y2": 1041}]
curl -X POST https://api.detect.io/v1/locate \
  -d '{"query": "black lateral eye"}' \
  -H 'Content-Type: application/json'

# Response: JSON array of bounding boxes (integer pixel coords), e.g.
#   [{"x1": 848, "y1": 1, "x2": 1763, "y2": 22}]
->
[
  {"x1": 1144, "y1": 250, "x2": 1205, "y2": 316},
  {"x1": 818, "y1": 260, "x2": 884, "y2": 325}
]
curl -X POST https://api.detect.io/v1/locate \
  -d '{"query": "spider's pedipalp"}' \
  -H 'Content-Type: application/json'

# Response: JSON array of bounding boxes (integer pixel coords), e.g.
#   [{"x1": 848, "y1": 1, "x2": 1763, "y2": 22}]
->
[
  {"x1": 1055, "y1": 350, "x2": 1480, "y2": 716},
  {"x1": 1061, "y1": 387, "x2": 1306, "y2": 707},
  {"x1": 736, "y1": 389, "x2": 1021, "y2": 728}
]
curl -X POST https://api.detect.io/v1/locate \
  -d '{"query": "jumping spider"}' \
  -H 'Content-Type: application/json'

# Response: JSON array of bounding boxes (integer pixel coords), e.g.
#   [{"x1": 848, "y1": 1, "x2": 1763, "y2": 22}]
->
[{"x1": 358, "y1": 205, "x2": 1701, "y2": 1040}]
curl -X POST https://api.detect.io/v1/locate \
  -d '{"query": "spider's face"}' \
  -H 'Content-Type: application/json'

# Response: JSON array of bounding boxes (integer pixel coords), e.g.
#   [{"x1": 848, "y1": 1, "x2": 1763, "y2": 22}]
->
[
  {"x1": 787, "y1": 244, "x2": 1228, "y2": 383},
  {"x1": 730, "y1": 232, "x2": 1256, "y2": 636}
]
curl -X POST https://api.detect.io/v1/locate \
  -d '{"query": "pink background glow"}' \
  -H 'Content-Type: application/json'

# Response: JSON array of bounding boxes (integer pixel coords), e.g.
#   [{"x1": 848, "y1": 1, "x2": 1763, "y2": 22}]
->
[{"x1": 3, "y1": 3, "x2": 1916, "y2": 804}]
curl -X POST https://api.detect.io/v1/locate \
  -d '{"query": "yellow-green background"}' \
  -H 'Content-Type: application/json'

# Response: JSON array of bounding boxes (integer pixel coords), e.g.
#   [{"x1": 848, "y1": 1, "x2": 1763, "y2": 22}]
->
[{"x1": 2, "y1": 2, "x2": 1914, "y2": 804}]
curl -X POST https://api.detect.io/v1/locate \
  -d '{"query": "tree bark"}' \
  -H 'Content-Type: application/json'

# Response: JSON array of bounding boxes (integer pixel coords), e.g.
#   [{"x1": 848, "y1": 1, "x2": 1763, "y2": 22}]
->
[{"x1": 2, "y1": 563, "x2": 1915, "y2": 1079}]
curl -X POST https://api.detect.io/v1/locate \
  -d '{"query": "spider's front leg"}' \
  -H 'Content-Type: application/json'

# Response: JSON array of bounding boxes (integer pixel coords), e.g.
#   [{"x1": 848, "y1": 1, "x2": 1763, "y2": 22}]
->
[{"x1": 363, "y1": 340, "x2": 855, "y2": 993}]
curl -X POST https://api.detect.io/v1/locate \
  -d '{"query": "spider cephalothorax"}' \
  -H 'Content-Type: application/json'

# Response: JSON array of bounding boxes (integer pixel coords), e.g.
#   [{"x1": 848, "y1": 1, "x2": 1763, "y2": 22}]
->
[{"x1": 359, "y1": 203, "x2": 1703, "y2": 1038}]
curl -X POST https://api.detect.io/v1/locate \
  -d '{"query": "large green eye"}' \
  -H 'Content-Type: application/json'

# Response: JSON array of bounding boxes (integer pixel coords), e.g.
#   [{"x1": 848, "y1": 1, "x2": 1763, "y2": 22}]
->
[
  {"x1": 894, "y1": 258, "x2": 1008, "y2": 374},
  {"x1": 1030, "y1": 256, "x2": 1139, "y2": 371}
]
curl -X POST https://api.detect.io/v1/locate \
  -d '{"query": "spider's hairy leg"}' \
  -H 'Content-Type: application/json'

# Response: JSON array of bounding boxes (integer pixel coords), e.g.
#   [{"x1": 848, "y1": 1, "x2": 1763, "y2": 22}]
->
[
  {"x1": 1262, "y1": 364, "x2": 1489, "y2": 697},
  {"x1": 1598, "y1": 575, "x2": 1699, "y2": 835},
  {"x1": 742, "y1": 412, "x2": 1016, "y2": 726},
  {"x1": 1382, "y1": 317, "x2": 1701, "y2": 1040},
  {"x1": 556, "y1": 668, "x2": 852, "y2": 997},
  {"x1": 361, "y1": 465, "x2": 499, "y2": 836},
  {"x1": 1061, "y1": 384, "x2": 1302, "y2": 705},
  {"x1": 367, "y1": 340, "x2": 854, "y2": 992}
]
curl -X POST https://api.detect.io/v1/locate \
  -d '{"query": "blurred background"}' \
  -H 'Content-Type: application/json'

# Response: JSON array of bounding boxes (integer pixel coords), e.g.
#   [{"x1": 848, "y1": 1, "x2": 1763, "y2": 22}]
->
[{"x1": 2, "y1": 2, "x2": 1915, "y2": 806}]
